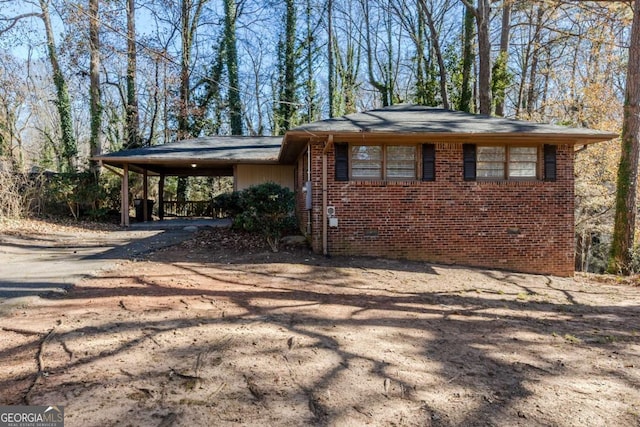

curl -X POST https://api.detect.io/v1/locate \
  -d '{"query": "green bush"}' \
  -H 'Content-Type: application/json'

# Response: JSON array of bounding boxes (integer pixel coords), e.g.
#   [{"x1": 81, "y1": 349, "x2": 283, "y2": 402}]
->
[{"x1": 215, "y1": 182, "x2": 296, "y2": 251}]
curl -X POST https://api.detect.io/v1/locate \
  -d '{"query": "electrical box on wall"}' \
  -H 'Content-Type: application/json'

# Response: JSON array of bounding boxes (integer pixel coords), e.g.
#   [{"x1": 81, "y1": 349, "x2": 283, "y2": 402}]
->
[
  {"x1": 329, "y1": 217, "x2": 338, "y2": 227},
  {"x1": 304, "y1": 181, "x2": 312, "y2": 210}
]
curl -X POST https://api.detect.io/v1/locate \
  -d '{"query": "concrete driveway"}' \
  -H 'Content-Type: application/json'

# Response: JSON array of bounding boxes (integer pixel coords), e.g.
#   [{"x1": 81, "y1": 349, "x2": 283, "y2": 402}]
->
[{"x1": 0, "y1": 219, "x2": 229, "y2": 301}]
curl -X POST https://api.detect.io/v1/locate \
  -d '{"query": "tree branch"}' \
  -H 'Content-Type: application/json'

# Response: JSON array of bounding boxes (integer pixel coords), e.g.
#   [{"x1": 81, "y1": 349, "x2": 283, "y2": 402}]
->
[
  {"x1": 458, "y1": 0, "x2": 479, "y2": 18},
  {"x1": 0, "y1": 12, "x2": 42, "y2": 36}
]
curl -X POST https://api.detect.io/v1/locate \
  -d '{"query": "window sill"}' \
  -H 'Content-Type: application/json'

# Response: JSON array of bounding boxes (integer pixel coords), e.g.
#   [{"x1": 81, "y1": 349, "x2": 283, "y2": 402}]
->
[
  {"x1": 473, "y1": 179, "x2": 545, "y2": 186},
  {"x1": 348, "y1": 180, "x2": 423, "y2": 186}
]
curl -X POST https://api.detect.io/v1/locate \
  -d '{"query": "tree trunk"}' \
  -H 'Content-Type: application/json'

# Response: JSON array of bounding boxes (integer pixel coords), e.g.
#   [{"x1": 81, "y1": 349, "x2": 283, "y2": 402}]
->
[
  {"x1": 460, "y1": 0, "x2": 491, "y2": 114},
  {"x1": 89, "y1": 0, "x2": 102, "y2": 176},
  {"x1": 328, "y1": 0, "x2": 335, "y2": 118},
  {"x1": 224, "y1": 0, "x2": 243, "y2": 135},
  {"x1": 39, "y1": 0, "x2": 76, "y2": 172},
  {"x1": 494, "y1": 0, "x2": 511, "y2": 117},
  {"x1": 303, "y1": 0, "x2": 318, "y2": 123},
  {"x1": 418, "y1": 0, "x2": 449, "y2": 109},
  {"x1": 276, "y1": 0, "x2": 297, "y2": 131},
  {"x1": 475, "y1": 0, "x2": 491, "y2": 115},
  {"x1": 362, "y1": 0, "x2": 391, "y2": 106},
  {"x1": 525, "y1": 7, "x2": 544, "y2": 116},
  {"x1": 178, "y1": 0, "x2": 192, "y2": 140},
  {"x1": 126, "y1": 0, "x2": 140, "y2": 148},
  {"x1": 460, "y1": 3, "x2": 474, "y2": 113},
  {"x1": 608, "y1": 0, "x2": 640, "y2": 274}
]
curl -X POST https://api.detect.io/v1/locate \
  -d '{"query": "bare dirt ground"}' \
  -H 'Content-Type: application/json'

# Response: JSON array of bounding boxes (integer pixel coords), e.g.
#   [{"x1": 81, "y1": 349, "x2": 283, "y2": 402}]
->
[{"x1": 1, "y1": 223, "x2": 639, "y2": 426}]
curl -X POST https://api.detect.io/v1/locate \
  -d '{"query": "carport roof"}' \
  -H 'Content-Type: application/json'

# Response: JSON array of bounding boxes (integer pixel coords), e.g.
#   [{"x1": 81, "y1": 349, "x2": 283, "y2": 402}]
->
[{"x1": 94, "y1": 136, "x2": 283, "y2": 176}]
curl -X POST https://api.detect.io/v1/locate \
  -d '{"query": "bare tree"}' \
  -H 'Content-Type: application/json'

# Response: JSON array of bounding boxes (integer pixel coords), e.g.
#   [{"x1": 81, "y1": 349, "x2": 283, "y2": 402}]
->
[
  {"x1": 39, "y1": 0, "x2": 77, "y2": 171},
  {"x1": 609, "y1": 0, "x2": 640, "y2": 274},
  {"x1": 224, "y1": 0, "x2": 243, "y2": 135},
  {"x1": 460, "y1": 0, "x2": 491, "y2": 115},
  {"x1": 125, "y1": 0, "x2": 140, "y2": 148},
  {"x1": 89, "y1": 0, "x2": 102, "y2": 174}
]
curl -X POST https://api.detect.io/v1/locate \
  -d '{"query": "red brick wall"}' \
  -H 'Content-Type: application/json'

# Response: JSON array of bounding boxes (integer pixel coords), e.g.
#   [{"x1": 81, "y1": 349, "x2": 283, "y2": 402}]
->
[{"x1": 296, "y1": 141, "x2": 575, "y2": 276}]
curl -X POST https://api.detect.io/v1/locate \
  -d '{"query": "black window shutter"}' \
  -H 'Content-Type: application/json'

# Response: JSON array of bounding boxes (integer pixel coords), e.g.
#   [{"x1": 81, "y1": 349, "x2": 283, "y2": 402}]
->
[
  {"x1": 544, "y1": 144, "x2": 557, "y2": 182},
  {"x1": 463, "y1": 144, "x2": 476, "y2": 181},
  {"x1": 335, "y1": 143, "x2": 349, "y2": 181},
  {"x1": 422, "y1": 144, "x2": 436, "y2": 181}
]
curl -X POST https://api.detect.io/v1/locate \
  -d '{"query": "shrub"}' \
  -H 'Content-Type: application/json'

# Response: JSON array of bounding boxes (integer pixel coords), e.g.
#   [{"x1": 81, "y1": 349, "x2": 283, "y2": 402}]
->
[
  {"x1": 215, "y1": 182, "x2": 296, "y2": 251},
  {"x1": 0, "y1": 167, "x2": 35, "y2": 219}
]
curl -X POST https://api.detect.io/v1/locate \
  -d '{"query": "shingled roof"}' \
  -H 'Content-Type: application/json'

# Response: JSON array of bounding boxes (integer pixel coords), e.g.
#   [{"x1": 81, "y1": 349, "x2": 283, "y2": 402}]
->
[
  {"x1": 94, "y1": 105, "x2": 618, "y2": 170},
  {"x1": 95, "y1": 136, "x2": 282, "y2": 175},
  {"x1": 290, "y1": 104, "x2": 617, "y2": 137},
  {"x1": 278, "y1": 104, "x2": 617, "y2": 163}
]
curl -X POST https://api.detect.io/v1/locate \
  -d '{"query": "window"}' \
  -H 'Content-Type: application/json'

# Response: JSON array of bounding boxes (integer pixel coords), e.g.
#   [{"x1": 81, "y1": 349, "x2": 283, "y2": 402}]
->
[
  {"x1": 386, "y1": 146, "x2": 416, "y2": 179},
  {"x1": 509, "y1": 147, "x2": 537, "y2": 178},
  {"x1": 467, "y1": 145, "x2": 539, "y2": 180},
  {"x1": 347, "y1": 144, "x2": 417, "y2": 180},
  {"x1": 477, "y1": 146, "x2": 506, "y2": 179},
  {"x1": 352, "y1": 145, "x2": 383, "y2": 179}
]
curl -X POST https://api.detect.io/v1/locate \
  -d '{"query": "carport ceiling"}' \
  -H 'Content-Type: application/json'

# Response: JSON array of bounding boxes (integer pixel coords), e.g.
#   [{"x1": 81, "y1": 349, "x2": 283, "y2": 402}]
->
[{"x1": 94, "y1": 135, "x2": 284, "y2": 176}]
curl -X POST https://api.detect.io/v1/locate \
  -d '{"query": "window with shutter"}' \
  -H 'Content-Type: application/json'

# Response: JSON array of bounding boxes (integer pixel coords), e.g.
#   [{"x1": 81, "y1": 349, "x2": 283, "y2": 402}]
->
[
  {"x1": 352, "y1": 145, "x2": 383, "y2": 179},
  {"x1": 509, "y1": 147, "x2": 537, "y2": 178},
  {"x1": 387, "y1": 146, "x2": 416, "y2": 179},
  {"x1": 470, "y1": 145, "x2": 539, "y2": 181}
]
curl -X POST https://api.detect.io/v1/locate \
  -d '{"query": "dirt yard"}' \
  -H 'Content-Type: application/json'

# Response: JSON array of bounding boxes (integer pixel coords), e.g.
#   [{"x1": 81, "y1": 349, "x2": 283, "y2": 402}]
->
[{"x1": 1, "y1": 224, "x2": 639, "y2": 426}]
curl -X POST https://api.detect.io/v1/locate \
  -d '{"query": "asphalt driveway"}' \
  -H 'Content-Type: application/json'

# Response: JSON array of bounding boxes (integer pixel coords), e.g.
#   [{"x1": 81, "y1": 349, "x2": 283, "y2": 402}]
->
[{"x1": 0, "y1": 219, "x2": 229, "y2": 301}]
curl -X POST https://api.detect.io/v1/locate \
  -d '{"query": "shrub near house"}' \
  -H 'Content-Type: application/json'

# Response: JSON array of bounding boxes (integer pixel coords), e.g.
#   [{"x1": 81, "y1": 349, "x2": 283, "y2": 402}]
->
[{"x1": 215, "y1": 182, "x2": 296, "y2": 252}]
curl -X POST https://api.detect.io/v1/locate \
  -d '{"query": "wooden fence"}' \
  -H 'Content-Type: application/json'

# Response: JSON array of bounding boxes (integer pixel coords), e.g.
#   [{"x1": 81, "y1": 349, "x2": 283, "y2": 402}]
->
[{"x1": 160, "y1": 200, "x2": 226, "y2": 218}]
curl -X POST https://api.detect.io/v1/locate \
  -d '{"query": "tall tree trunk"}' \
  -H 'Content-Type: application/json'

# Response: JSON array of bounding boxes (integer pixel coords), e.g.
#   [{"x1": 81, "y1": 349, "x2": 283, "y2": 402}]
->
[
  {"x1": 328, "y1": 0, "x2": 335, "y2": 118},
  {"x1": 126, "y1": 0, "x2": 140, "y2": 148},
  {"x1": 178, "y1": 0, "x2": 192, "y2": 140},
  {"x1": 224, "y1": 0, "x2": 243, "y2": 135},
  {"x1": 461, "y1": 0, "x2": 491, "y2": 115},
  {"x1": 414, "y1": 2, "x2": 427, "y2": 105},
  {"x1": 39, "y1": 0, "x2": 76, "y2": 172},
  {"x1": 608, "y1": 0, "x2": 640, "y2": 274},
  {"x1": 418, "y1": 0, "x2": 449, "y2": 109},
  {"x1": 303, "y1": 0, "x2": 318, "y2": 123},
  {"x1": 362, "y1": 0, "x2": 391, "y2": 106},
  {"x1": 525, "y1": 7, "x2": 544, "y2": 116},
  {"x1": 89, "y1": 0, "x2": 102, "y2": 176},
  {"x1": 177, "y1": 0, "x2": 206, "y2": 201},
  {"x1": 494, "y1": 0, "x2": 511, "y2": 117},
  {"x1": 460, "y1": 2, "x2": 474, "y2": 113},
  {"x1": 278, "y1": 0, "x2": 297, "y2": 131}
]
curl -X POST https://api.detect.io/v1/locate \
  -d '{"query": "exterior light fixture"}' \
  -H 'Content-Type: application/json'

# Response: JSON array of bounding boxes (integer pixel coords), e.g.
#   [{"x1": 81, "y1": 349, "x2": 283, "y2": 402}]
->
[{"x1": 191, "y1": 163, "x2": 197, "y2": 168}]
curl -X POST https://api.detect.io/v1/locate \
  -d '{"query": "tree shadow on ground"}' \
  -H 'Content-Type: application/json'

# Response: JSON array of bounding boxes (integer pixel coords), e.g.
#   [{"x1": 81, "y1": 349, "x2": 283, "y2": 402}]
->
[{"x1": 1, "y1": 246, "x2": 639, "y2": 425}]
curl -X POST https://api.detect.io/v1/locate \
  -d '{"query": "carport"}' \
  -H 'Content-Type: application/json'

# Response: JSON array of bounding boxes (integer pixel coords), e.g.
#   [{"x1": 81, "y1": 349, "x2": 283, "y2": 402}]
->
[{"x1": 93, "y1": 136, "x2": 293, "y2": 226}]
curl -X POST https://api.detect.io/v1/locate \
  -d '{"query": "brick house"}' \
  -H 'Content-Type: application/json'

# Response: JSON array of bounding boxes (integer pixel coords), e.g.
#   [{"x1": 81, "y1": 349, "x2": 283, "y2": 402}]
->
[
  {"x1": 96, "y1": 105, "x2": 615, "y2": 276},
  {"x1": 279, "y1": 105, "x2": 616, "y2": 276}
]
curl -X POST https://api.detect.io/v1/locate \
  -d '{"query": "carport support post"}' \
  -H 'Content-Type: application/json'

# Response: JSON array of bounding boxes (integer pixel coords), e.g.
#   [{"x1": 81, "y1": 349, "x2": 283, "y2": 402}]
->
[
  {"x1": 158, "y1": 173, "x2": 165, "y2": 220},
  {"x1": 121, "y1": 163, "x2": 130, "y2": 226},
  {"x1": 143, "y1": 169, "x2": 149, "y2": 222}
]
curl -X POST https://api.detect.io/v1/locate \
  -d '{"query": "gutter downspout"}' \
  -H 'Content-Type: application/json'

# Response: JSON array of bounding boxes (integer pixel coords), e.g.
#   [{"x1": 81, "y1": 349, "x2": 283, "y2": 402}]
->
[
  {"x1": 322, "y1": 135, "x2": 334, "y2": 256},
  {"x1": 307, "y1": 145, "x2": 312, "y2": 235}
]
